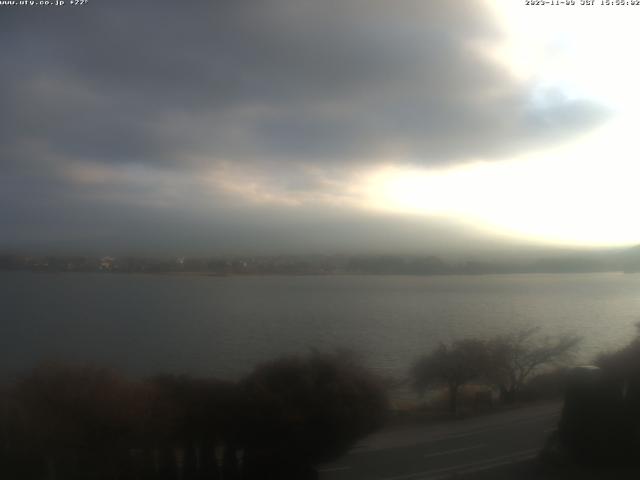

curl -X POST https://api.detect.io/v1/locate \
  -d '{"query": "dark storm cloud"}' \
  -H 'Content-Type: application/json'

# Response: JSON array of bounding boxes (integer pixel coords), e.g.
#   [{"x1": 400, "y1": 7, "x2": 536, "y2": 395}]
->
[
  {"x1": 0, "y1": 0, "x2": 612, "y2": 254},
  {"x1": 0, "y1": 0, "x2": 608, "y2": 174}
]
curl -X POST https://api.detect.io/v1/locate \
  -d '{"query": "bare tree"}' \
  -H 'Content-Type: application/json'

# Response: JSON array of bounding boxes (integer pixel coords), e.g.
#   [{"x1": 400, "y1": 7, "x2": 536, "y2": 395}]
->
[
  {"x1": 487, "y1": 327, "x2": 581, "y2": 403},
  {"x1": 411, "y1": 339, "x2": 489, "y2": 414}
]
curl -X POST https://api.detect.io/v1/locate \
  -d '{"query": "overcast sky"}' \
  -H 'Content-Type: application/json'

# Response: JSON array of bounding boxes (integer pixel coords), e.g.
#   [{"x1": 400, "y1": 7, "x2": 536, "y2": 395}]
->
[{"x1": 1, "y1": 0, "x2": 638, "y2": 256}]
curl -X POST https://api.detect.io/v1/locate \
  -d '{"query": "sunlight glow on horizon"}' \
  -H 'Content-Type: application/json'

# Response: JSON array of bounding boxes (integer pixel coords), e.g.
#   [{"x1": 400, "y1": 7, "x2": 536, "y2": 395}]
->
[{"x1": 365, "y1": 2, "x2": 640, "y2": 248}]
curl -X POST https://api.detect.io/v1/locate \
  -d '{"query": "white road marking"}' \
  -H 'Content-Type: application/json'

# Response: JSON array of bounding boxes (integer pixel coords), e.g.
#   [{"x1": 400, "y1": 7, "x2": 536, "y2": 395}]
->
[{"x1": 423, "y1": 444, "x2": 484, "y2": 459}]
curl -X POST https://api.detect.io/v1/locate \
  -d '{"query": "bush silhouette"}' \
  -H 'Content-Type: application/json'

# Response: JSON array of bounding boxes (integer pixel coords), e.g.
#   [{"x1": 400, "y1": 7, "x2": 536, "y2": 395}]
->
[
  {"x1": 9, "y1": 363, "x2": 144, "y2": 479},
  {"x1": 141, "y1": 374, "x2": 240, "y2": 478},
  {"x1": 556, "y1": 330, "x2": 640, "y2": 467},
  {"x1": 240, "y1": 351, "x2": 389, "y2": 475},
  {"x1": 0, "y1": 354, "x2": 388, "y2": 479}
]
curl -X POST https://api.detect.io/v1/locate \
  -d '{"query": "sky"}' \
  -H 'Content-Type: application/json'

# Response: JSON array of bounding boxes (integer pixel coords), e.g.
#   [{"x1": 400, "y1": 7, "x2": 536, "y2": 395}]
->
[{"x1": 1, "y1": 0, "x2": 639, "y2": 256}]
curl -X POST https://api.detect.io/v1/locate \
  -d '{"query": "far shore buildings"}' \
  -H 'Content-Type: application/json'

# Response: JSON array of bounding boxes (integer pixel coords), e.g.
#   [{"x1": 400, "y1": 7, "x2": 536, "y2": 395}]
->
[{"x1": 99, "y1": 256, "x2": 115, "y2": 271}]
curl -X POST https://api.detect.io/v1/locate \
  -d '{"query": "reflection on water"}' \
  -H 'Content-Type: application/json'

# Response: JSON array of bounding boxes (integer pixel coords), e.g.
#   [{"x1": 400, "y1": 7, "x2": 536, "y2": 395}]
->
[{"x1": 1, "y1": 272, "x2": 639, "y2": 380}]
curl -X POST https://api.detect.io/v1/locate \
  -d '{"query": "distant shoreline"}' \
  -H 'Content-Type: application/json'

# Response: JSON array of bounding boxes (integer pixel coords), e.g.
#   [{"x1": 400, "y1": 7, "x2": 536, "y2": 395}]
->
[
  {"x1": 4, "y1": 269, "x2": 635, "y2": 278},
  {"x1": 2, "y1": 250, "x2": 639, "y2": 276}
]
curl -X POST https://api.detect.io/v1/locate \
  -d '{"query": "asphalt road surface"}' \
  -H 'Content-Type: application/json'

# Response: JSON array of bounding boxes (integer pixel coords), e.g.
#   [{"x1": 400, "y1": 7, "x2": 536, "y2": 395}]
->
[{"x1": 318, "y1": 402, "x2": 561, "y2": 480}]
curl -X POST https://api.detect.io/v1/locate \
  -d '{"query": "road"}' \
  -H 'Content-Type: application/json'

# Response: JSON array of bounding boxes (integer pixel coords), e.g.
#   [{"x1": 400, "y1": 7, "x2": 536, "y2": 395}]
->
[{"x1": 318, "y1": 402, "x2": 561, "y2": 480}]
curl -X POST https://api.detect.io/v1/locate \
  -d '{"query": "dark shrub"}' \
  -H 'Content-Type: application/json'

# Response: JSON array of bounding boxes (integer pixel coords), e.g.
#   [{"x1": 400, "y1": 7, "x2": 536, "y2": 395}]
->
[
  {"x1": 10, "y1": 363, "x2": 144, "y2": 479},
  {"x1": 595, "y1": 337, "x2": 640, "y2": 463},
  {"x1": 141, "y1": 375, "x2": 240, "y2": 478},
  {"x1": 1, "y1": 355, "x2": 387, "y2": 479},
  {"x1": 556, "y1": 333, "x2": 640, "y2": 467},
  {"x1": 144, "y1": 375, "x2": 238, "y2": 445},
  {"x1": 519, "y1": 368, "x2": 570, "y2": 401},
  {"x1": 240, "y1": 351, "x2": 388, "y2": 472},
  {"x1": 558, "y1": 366, "x2": 631, "y2": 466}
]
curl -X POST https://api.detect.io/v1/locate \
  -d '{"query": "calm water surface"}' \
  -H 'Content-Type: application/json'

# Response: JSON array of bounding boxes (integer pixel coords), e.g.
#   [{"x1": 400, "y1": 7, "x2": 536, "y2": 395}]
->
[{"x1": 2, "y1": 272, "x2": 639, "y2": 380}]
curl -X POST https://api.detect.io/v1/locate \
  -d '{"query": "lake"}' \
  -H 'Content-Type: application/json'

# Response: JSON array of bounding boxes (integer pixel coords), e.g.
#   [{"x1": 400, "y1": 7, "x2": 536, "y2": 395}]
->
[{"x1": 1, "y1": 271, "x2": 639, "y2": 381}]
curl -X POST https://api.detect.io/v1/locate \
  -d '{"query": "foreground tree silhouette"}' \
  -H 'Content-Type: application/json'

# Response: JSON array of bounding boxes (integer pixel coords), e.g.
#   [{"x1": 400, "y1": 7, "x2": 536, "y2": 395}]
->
[
  {"x1": 411, "y1": 339, "x2": 489, "y2": 414},
  {"x1": 590, "y1": 327, "x2": 640, "y2": 464},
  {"x1": 2, "y1": 354, "x2": 387, "y2": 479},
  {"x1": 596, "y1": 323, "x2": 640, "y2": 385},
  {"x1": 11, "y1": 364, "x2": 143, "y2": 479},
  {"x1": 551, "y1": 329, "x2": 640, "y2": 467},
  {"x1": 240, "y1": 351, "x2": 389, "y2": 479},
  {"x1": 143, "y1": 374, "x2": 239, "y2": 478},
  {"x1": 487, "y1": 327, "x2": 581, "y2": 403}
]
